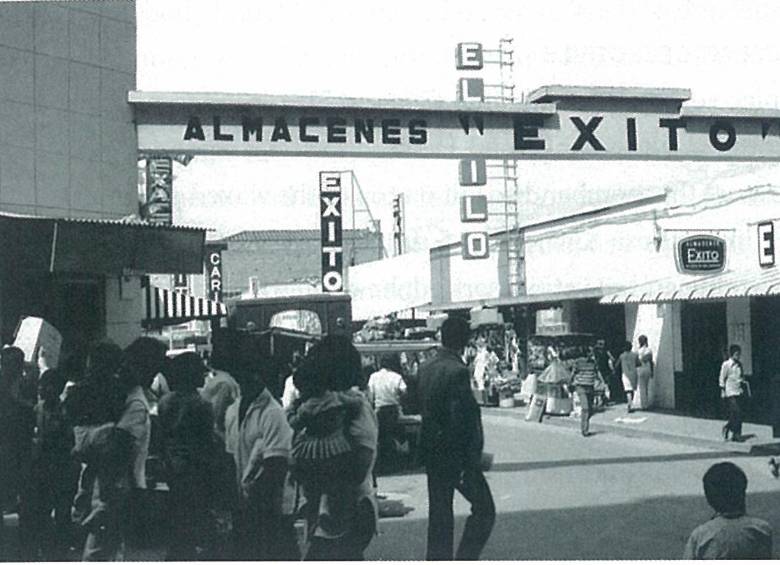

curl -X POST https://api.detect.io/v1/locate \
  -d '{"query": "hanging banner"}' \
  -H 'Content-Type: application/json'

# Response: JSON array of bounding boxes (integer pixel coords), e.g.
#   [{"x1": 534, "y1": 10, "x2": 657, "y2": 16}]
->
[
  {"x1": 320, "y1": 171, "x2": 343, "y2": 292},
  {"x1": 204, "y1": 245, "x2": 225, "y2": 302},
  {"x1": 132, "y1": 87, "x2": 780, "y2": 161},
  {"x1": 142, "y1": 156, "x2": 173, "y2": 225}
]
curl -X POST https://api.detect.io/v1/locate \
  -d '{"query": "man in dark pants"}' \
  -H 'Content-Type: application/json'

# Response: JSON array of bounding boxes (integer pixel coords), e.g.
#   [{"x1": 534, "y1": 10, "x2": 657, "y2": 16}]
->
[{"x1": 418, "y1": 317, "x2": 495, "y2": 561}]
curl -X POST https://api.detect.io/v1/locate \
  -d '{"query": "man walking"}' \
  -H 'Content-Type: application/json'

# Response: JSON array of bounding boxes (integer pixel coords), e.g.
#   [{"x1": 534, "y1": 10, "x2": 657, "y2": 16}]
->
[{"x1": 418, "y1": 317, "x2": 495, "y2": 560}]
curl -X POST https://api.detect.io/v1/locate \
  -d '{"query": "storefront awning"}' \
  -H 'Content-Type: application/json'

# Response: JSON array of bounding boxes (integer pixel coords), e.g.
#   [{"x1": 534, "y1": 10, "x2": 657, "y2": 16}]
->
[
  {"x1": 0, "y1": 213, "x2": 206, "y2": 274},
  {"x1": 143, "y1": 284, "x2": 227, "y2": 328},
  {"x1": 600, "y1": 269, "x2": 780, "y2": 304},
  {"x1": 421, "y1": 287, "x2": 620, "y2": 312}
]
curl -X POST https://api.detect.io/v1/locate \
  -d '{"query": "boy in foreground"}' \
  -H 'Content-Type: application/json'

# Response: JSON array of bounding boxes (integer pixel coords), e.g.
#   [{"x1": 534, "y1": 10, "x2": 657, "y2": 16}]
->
[{"x1": 684, "y1": 462, "x2": 772, "y2": 559}]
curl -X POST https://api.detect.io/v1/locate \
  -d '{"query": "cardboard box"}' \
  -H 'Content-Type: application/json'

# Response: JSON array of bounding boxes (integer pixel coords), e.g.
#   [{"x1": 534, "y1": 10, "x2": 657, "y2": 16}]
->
[{"x1": 13, "y1": 316, "x2": 62, "y2": 368}]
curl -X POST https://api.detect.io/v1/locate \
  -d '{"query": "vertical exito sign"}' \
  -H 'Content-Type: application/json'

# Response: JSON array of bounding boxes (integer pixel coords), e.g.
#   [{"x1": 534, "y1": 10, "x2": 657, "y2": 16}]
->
[
  {"x1": 143, "y1": 157, "x2": 173, "y2": 225},
  {"x1": 320, "y1": 172, "x2": 343, "y2": 292},
  {"x1": 204, "y1": 246, "x2": 224, "y2": 302}
]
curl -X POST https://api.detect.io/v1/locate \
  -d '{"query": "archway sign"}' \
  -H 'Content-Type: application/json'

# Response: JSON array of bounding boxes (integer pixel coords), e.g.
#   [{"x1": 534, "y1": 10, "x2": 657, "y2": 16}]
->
[{"x1": 131, "y1": 85, "x2": 780, "y2": 161}]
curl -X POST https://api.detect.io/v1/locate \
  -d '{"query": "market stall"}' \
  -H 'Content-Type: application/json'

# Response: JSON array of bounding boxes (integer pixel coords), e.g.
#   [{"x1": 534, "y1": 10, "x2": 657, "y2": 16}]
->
[{"x1": 525, "y1": 333, "x2": 607, "y2": 419}]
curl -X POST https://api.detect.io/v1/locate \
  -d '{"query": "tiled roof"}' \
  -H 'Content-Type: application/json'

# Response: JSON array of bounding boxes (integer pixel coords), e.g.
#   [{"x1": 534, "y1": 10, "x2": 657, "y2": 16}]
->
[{"x1": 220, "y1": 228, "x2": 379, "y2": 242}]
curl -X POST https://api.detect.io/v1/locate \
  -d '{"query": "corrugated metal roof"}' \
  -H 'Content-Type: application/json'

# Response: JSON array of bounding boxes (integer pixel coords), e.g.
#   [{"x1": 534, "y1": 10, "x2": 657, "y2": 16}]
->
[
  {"x1": 0, "y1": 211, "x2": 207, "y2": 232},
  {"x1": 600, "y1": 269, "x2": 780, "y2": 304},
  {"x1": 222, "y1": 229, "x2": 378, "y2": 242}
]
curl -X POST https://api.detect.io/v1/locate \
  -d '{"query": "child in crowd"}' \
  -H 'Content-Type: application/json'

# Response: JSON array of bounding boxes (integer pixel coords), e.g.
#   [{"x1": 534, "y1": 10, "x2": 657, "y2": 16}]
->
[
  {"x1": 287, "y1": 358, "x2": 364, "y2": 535},
  {"x1": 684, "y1": 462, "x2": 772, "y2": 559}
]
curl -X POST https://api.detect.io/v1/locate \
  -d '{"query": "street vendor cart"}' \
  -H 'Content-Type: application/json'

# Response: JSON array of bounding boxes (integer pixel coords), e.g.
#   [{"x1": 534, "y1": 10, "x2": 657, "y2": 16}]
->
[{"x1": 526, "y1": 333, "x2": 607, "y2": 418}]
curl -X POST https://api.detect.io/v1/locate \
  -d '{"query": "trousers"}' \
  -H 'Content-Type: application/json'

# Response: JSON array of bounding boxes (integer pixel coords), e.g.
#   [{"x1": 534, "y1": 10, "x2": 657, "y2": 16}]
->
[
  {"x1": 575, "y1": 385, "x2": 595, "y2": 435},
  {"x1": 725, "y1": 395, "x2": 743, "y2": 437},
  {"x1": 426, "y1": 466, "x2": 495, "y2": 560}
]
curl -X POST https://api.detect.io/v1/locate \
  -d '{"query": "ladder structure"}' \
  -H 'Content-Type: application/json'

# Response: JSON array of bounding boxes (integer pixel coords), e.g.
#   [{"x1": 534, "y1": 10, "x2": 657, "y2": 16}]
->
[{"x1": 483, "y1": 38, "x2": 525, "y2": 298}]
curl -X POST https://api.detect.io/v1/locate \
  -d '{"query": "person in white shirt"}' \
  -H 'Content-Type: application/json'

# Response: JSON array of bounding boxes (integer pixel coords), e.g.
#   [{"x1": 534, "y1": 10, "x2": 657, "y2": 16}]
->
[
  {"x1": 224, "y1": 348, "x2": 299, "y2": 561},
  {"x1": 367, "y1": 354, "x2": 407, "y2": 472},
  {"x1": 720, "y1": 344, "x2": 747, "y2": 442}
]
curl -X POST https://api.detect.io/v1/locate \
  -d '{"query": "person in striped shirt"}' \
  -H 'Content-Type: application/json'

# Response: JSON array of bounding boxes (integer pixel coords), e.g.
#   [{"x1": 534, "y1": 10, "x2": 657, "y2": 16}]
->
[{"x1": 569, "y1": 348, "x2": 607, "y2": 437}]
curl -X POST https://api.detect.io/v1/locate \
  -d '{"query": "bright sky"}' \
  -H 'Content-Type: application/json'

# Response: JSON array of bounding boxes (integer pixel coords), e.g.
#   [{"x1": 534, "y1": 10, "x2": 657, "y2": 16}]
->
[{"x1": 136, "y1": 0, "x2": 780, "y2": 251}]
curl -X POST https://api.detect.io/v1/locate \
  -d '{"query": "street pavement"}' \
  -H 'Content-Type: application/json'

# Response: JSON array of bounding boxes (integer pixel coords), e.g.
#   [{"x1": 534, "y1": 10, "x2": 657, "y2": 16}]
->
[{"x1": 367, "y1": 409, "x2": 780, "y2": 560}]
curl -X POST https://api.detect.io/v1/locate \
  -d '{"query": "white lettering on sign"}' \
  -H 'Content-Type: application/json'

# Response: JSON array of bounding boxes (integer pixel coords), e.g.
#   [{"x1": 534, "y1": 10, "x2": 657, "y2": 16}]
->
[
  {"x1": 457, "y1": 78, "x2": 485, "y2": 103},
  {"x1": 319, "y1": 171, "x2": 342, "y2": 191},
  {"x1": 459, "y1": 158, "x2": 487, "y2": 185},
  {"x1": 677, "y1": 235, "x2": 726, "y2": 274},
  {"x1": 323, "y1": 271, "x2": 343, "y2": 292},
  {"x1": 460, "y1": 195, "x2": 488, "y2": 222},
  {"x1": 204, "y1": 247, "x2": 224, "y2": 302},
  {"x1": 686, "y1": 248, "x2": 720, "y2": 264},
  {"x1": 462, "y1": 232, "x2": 490, "y2": 260},
  {"x1": 321, "y1": 196, "x2": 341, "y2": 217},
  {"x1": 758, "y1": 221, "x2": 775, "y2": 267},
  {"x1": 320, "y1": 171, "x2": 343, "y2": 292},
  {"x1": 456, "y1": 43, "x2": 483, "y2": 70}
]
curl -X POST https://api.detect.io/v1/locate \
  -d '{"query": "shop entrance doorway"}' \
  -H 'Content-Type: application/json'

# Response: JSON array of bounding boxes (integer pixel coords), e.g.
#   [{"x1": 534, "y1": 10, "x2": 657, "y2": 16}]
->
[
  {"x1": 43, "y1": 276, "x2": 106, "y2": 367},
  {"x1": 679, "y1": 301, "x2": 727, "y2": 418},
  {"x1": 750, "y1": 296, "x2": 780, "y2": 424}
]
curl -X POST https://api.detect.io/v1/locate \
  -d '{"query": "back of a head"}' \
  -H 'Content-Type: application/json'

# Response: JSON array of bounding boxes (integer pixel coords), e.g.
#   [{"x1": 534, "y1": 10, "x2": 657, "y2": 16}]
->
[
  {"x1": 122, "y1": 337, "x2": 168, "y2": 389},
  {"x1": 86, "y1": 341, "x2": 124, "y2": 383},
  {"x1": 303, "y1": 334, "x2": 361, "y2": 392},
  {"x1": 624, "y1": 341, "x2": 633, "y2": 353},
  {"x1": 440, "y1": 317, "x2": 470, "y2": 351},
  {"x1": 638, "y1": 335, "x2": 648, "y2": 347},
  {"x1": 703, "y1": 462, "x2": 747, "y2": 515},
  {"x1": 1, "y1": 346, "x2": 24, "y2": 381},
  {"x1": 168, "y1": 352, "x2": 207, "y2": 392},
  {"x1": 379, "y1": 353, "x2": 402, "y2": 373}
]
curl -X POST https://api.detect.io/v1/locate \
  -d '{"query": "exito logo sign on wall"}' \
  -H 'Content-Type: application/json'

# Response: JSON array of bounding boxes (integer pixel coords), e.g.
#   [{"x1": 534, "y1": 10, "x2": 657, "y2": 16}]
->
[
  {"x1": 319, "y1": 172, "x2": 344, "y2": 292},
  {"x1": 676, "y1": 235, "x2": 726, "y2": 274}
]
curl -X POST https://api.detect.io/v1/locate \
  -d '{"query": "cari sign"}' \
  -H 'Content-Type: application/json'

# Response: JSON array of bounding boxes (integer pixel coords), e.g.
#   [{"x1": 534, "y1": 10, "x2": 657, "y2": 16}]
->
[{"x1": 676, "y1": 235, "x2": 726, "y2": 274}]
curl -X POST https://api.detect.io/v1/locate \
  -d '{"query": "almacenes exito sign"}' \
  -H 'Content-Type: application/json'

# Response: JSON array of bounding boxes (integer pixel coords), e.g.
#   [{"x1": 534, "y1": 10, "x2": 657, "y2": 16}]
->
[
  {"x1": 676, "y1": 235, "x2": 727, "y2": 274},
  {"x1": 131, "y1": 88, "x2": 780, "y2": 161},
  {"x1": 320, "y1": 172, "x2": 344, "y2": 292}
]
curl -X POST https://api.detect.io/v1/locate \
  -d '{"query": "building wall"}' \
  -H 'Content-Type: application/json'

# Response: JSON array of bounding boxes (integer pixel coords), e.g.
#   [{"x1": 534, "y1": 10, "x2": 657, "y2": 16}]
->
[
  {"x1": 0, "y1": 1, "x2": 137, "y2": 219},
  {"x1": 105, "y1": 275, "x2": 145, "y2": 348},
  {"x1": 222, "y1": 233, "x2": 383, "y2": 295},
  {"x1": 0, "y1": 1, "x2": 141, "y2": 347}
]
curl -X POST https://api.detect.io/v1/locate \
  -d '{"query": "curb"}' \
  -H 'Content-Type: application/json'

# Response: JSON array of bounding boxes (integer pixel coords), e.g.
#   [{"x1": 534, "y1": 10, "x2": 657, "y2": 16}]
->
[{"x1": 484, "y1": 405, "x2": 780, "y2": 455}]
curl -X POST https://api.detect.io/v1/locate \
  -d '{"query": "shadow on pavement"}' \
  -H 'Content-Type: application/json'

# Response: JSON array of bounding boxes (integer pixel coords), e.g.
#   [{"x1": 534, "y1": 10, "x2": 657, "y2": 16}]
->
[
  {"x1": 489, "y1": 450, "x2": 752, "y2": 473},
  {"x1": 368, "y1": 490, "x2": 780, "y2": 560}
]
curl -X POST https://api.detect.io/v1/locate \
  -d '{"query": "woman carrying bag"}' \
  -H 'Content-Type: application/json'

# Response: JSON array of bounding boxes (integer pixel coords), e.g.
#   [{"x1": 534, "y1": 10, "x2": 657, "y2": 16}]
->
[{"x1": 719, "y1": 344, "x2": 748, "y2": 442}]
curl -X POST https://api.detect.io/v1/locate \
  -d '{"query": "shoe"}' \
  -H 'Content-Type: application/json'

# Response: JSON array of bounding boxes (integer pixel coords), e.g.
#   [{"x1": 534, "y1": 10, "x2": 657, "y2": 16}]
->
[
  {"x1": 582, "y1": 431, "x2": 592, "y2": 437},
  {"x1": 769, "y1": 457, "x2": 779, "y2": 478}
]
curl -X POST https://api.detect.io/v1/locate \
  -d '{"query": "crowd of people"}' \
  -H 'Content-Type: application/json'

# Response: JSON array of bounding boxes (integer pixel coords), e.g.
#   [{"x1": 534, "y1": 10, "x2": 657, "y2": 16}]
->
[
  {"x1": 0, "y1": 332, "x2": 384, "y2": 561},
  {"x1": 0, "y1": 319, "x2": 775, "y2": 561}
]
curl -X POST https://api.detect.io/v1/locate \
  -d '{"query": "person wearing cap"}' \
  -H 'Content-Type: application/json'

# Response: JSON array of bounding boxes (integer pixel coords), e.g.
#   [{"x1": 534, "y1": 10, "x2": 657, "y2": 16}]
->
[{"x1": 158, "y1": 352, "x2": 216, "y2": 560}]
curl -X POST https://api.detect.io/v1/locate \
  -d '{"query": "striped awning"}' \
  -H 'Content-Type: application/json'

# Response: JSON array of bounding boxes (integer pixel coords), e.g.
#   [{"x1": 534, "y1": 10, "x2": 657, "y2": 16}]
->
[
  {"x1": 600, "y1": 269, "x2": 780, "y2": 304},
  {"x1": 143, "y1": 285, "x2": 227, "y2": 327}
]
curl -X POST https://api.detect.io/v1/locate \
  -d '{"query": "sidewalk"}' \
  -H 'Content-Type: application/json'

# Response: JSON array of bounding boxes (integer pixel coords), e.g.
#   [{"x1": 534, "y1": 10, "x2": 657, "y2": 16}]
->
[{"x1": 485, "y1": 400, "x2": 780, "y2": 454}]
